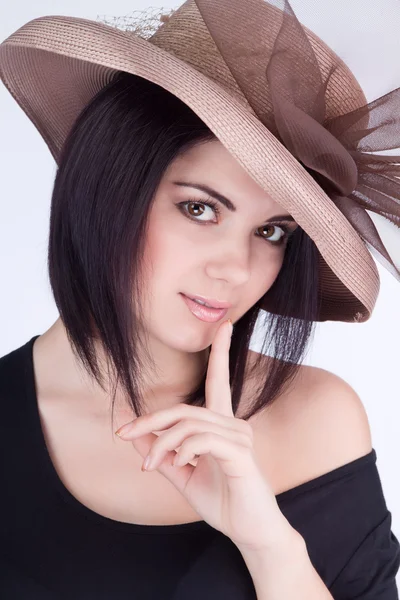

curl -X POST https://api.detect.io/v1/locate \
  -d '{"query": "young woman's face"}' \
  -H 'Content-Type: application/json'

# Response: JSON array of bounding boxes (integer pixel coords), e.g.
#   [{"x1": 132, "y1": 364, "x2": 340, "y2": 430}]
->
[{"x1": 140, "y1": 139, "x2": 299, "y2": 352}]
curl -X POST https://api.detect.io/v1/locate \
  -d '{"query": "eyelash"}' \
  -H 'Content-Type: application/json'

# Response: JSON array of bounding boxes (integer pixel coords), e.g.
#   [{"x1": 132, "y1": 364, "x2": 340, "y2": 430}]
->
[{"x1": 176, "y1": 197, "x2": 294, "y2": 247}]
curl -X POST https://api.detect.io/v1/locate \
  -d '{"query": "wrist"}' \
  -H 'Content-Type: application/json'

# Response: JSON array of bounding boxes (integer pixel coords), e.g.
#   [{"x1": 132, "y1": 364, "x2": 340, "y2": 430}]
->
[
  {"x1": 238, "y1": 529, "x2": 307, "y2": 594},
  {"x1": 237, "y1": 517, "x2": 306, "y2": 564}
]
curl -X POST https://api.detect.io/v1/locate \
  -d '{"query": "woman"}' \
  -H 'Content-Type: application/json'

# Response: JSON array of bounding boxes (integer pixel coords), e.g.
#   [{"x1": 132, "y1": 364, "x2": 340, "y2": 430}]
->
[{"x1": 0, "y1": 1, "x2": 399, "y2": 598}]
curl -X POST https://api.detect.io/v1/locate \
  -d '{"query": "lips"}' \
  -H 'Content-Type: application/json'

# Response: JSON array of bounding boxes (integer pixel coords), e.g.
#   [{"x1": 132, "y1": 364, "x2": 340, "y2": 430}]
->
[
  {"x1": 180, "y1": 293, "x2": 229, "y2": 323},
  {"x1": 183, "y1": 293, "x2": 232, "y2": 309}
]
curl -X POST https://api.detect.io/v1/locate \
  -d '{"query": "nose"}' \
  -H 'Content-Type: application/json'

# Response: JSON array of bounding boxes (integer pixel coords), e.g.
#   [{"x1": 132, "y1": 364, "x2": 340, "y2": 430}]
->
[{"x1": 204, "y1": 236, "x2": 252, "y2": 288}]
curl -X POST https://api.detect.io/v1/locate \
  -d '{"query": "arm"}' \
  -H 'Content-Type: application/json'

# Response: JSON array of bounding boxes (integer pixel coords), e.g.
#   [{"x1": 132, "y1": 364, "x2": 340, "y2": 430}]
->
[
  {"x1": 240, "y1": 533, "x2": 334, "y2": 600},
  {"x1": 237, "y1": 367, "x2": 389, "y2": 599}
]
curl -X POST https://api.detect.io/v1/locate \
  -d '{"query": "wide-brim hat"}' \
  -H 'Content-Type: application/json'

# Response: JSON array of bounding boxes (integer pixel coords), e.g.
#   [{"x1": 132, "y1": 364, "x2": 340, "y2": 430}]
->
[{"x1": 1, "y1": 0, "x2": 399, "y2": 323}]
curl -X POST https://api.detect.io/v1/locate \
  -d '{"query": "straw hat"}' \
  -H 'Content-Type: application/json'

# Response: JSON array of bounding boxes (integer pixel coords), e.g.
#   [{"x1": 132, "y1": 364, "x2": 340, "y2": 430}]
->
[{"x1": 1, "y1": 0, "x2": 399, "y2": 322}]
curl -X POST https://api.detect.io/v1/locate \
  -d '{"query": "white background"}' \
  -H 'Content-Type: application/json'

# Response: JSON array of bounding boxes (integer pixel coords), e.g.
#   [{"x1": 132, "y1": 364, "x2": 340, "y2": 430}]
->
[{"x1": 1, "y1": 0, "x2": 399, "y2": 584}]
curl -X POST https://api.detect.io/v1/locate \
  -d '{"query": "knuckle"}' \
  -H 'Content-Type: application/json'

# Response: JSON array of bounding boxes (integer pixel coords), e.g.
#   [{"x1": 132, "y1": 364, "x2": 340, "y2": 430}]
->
[
  {"x1": 203, "y1": 431, "x2": 217, "y2": 443},
  {"x1": 239, "y1": 431, "x2": 254, "y2": 448},
  {"x1": 181, "y1": 418, "x2": 200, "y2": 429},
  {"x1": 239, "y1": 419, "x2": 254, "y2": 440},
  {"x1": 175, "y1": 405, "x2": 188, "y2": 418},
  {"x1": 240, "y1": 445, "x2": 254, "y2": 461}
]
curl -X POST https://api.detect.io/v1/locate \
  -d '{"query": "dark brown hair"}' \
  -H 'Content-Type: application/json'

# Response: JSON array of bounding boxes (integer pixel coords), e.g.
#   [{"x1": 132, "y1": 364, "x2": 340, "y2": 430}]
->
[{"x1": 48, "y1": 71, "x2": 320, "y2": 432}]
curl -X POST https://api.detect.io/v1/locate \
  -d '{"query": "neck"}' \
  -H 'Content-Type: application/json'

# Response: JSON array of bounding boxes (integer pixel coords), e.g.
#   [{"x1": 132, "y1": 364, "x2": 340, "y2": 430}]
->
[{"x1": 36, "y1": 317, "x2": 210, "y2": 416}]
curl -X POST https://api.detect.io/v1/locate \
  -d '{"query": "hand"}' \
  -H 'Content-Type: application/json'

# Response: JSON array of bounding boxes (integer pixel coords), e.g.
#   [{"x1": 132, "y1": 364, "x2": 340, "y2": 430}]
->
[{"x1": 115, "y1": 319, "x2": 295, "y2": 553}]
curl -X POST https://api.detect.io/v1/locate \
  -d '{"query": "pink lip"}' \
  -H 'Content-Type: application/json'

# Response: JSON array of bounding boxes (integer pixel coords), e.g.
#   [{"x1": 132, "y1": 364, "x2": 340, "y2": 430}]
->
[
  {"x1": 183, "y1": 293, "x2": 232, "y2": 309},
  {"x1": 180, "y1": 293, "x2": 229, "y2": 323}
]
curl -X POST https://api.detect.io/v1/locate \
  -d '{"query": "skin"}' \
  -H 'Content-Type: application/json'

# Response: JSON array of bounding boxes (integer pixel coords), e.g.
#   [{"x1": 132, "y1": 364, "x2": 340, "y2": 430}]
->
[{"x1": 36, "y1": 138, "x2": 298, "y2": 419}]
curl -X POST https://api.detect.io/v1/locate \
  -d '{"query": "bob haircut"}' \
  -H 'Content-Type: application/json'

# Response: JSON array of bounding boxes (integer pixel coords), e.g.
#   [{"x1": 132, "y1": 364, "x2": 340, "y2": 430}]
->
[{"x1": 48, "y1": 70, "x2": 320, "y2": 431}]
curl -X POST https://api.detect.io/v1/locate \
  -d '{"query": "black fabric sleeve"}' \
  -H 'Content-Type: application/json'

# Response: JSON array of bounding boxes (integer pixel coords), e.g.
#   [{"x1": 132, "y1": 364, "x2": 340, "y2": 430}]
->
[
  {"x1": 329, "y1": 511, "x2": 400, "y2": 599},
  {"x1": 277, "y1": 450, "x2": 400, "y2": 599}
]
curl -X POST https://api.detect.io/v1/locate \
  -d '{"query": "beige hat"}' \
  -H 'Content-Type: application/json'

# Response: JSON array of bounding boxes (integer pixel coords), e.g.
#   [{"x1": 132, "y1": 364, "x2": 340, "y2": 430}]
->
[{"x1": 1, "y1": 0, "x2": 399, "y2": 322}]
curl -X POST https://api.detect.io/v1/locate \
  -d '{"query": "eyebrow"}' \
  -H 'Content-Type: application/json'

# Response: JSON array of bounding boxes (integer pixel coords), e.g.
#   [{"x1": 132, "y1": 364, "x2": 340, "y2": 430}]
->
[{"x1": 172, "y1": 181, "x2": 296, "y2": 222}]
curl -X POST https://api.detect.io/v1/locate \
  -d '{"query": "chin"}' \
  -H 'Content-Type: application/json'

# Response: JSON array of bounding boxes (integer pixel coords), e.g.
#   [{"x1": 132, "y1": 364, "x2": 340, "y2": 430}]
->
[{"x1": 164, "y1": 324, "x2": 211, "y2": 353}]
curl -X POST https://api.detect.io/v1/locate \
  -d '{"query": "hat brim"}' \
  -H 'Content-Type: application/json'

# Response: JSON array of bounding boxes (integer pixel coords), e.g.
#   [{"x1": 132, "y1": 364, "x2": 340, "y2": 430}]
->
[{"x1": 0, "y1": 15, "x2": 379, "y2": 323}]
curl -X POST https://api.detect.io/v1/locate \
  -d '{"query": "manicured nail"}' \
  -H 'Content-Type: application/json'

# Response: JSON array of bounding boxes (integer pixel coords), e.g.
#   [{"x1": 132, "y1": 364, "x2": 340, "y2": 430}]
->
[
  {"x1": 142, "y1": 455, "x2": 152, "y2": 471},
  {"x1": 115, "y1": 422, "x2": 133, "y2": 437},
  {"x1": 227, "y1": 319, "x2": 233, "y2": 336}
]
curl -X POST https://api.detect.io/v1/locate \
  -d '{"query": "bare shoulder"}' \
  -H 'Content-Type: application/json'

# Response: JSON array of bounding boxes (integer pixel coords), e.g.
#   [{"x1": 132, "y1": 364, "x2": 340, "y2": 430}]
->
[{"x1": 244, "y1": 351, "x2": 373, "y2": 495}]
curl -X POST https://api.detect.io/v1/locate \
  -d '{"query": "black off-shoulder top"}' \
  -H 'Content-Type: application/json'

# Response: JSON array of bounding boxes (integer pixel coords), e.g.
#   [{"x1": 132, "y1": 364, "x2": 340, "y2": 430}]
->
[{"x1": 0, "y1": 336, "x2": 399, "y2": 599}]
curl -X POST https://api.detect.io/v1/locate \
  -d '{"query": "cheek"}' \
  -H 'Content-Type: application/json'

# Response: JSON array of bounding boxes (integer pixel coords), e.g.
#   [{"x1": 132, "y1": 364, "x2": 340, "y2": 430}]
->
[
  {"x1": 250, "y1": 252, "x2": 285, "y2": 300},
  {"x1": 142, "y1": 220, "x2": 191, "y2": 283}
]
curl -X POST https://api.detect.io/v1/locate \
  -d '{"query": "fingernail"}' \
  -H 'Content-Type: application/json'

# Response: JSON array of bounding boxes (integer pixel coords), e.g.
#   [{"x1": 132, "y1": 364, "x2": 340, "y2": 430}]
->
[
  {"x1": 142, "y1": 455, "x2": 152, "y2": 471},
  {"x1": 227, "y1": 319, "x2": 233, "y2": 336},
  {"x1": 115, "y1": 422, "x2": 134, "y2": 437}
]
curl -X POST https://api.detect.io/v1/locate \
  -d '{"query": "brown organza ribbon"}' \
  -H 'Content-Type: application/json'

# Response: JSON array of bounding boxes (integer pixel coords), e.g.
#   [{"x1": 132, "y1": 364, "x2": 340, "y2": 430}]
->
[{"x1": 195, "y1": 0, "x2": 400, "y2": 281}]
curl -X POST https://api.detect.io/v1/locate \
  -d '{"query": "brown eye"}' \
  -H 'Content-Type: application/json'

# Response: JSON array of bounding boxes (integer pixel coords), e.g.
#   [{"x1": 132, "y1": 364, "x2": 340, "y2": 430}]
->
[
  {"x1": 187, "y1": 202, "x2": 211, "y2": 219},
  {"x1": 176, "y1": 198, "x2": 293, "y2": 246},
  {"x1": 177, "y1": 198, "x2": 221, "y2": 222},
  {"x1": 257, "y1": 224, "x2": 288, "y2": 246}
]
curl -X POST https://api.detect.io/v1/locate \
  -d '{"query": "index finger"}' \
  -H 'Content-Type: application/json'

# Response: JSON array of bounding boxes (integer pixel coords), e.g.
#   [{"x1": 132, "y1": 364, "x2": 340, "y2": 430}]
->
[{"x1": 204, "y1": 319, "x2": 233, "y2": 416}]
